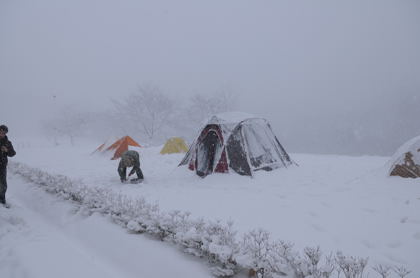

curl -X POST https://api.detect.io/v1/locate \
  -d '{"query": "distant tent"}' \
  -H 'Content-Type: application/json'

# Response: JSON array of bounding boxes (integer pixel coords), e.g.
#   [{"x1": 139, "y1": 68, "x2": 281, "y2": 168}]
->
[
  {"x1": 389, "y1": 135, "x2": 420, "y2": 178},
  {"x1": 93, "y1": 136, "x2": 141, "y2": 160},
  {"x1": 179, "y1": 112, "x2": 294, "y2": 177},
  {"x1": 160, "y1": 137, "x2": 189, "y2": 154},
  {"x1": 91, "y1": 137, "x2": 118, "y2": 155},
  {"x1": 93, "y1": 142, "x2": 107, "y2": 153}
]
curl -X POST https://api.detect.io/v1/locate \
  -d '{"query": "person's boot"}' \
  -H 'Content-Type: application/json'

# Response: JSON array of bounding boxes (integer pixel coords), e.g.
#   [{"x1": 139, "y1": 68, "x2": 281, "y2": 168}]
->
[
  {"x1": 0, "y1": 198, "x2": 9, "y2": 208},
  {"x1": 130, "y1": 178, "x2": 143, "y2": 184}
]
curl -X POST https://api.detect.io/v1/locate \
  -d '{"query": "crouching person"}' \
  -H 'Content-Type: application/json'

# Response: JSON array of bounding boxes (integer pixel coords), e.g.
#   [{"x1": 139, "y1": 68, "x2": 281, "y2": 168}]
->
[
  {"x1": 0, "y1": 125, "x2": 16, "y2": 206},
  {"x1": 118, "y1": 150, "x2": 144, "y2": 183}
]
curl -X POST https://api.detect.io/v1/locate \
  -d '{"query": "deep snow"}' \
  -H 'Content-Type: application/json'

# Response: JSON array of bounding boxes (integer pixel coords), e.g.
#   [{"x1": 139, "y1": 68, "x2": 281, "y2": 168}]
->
[
  {"x1": 0, "y1": 174, "x2": 214, "y2": 278},
  {"x1": 2, "y1": 139, "x2": 420, "y2": 277}
]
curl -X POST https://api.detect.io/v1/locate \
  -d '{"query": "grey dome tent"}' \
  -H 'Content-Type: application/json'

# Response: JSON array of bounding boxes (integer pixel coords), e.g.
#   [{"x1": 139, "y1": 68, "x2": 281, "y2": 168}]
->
[{"x1": 179, "y1": 112, "x2": 294, "y2": 177}]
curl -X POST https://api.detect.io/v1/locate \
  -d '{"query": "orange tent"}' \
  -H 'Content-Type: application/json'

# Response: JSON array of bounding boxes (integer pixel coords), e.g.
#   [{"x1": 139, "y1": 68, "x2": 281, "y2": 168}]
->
[
  {"x1": 94, "y1": 136, "x2": 141, "y2": 160},
  {"x1": 107, "y1": 136, "x2": 141, "y2": 160}
]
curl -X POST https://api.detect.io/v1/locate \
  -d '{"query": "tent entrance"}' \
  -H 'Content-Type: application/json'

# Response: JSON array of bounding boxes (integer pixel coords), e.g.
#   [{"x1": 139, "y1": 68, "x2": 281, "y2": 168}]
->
[{"x1": 196, "y1": 129, "x2": 223, "y2": 177}]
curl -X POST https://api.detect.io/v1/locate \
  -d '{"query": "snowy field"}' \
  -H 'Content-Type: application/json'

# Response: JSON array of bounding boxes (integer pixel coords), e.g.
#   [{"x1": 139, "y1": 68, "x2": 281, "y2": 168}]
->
[
  {"x1": 0, "y1": 174, "x2": 213, "y2": 278},
  {"x1": 2, "y1": 139, "x2": 420, "y2": 277}
]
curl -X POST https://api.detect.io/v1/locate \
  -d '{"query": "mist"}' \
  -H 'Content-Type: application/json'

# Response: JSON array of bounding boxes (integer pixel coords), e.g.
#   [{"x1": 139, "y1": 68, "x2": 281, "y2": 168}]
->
[{"x1": 1, "y1": 0, "x2": 419, "y2": 155}]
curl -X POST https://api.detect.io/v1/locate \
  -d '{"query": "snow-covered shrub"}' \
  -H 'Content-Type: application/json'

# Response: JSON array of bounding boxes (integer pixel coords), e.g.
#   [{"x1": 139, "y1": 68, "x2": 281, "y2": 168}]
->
[
  {"x1": 267, "y1": 240, "x2": 307, "y2": 278},
  {"x1": 158, "y1": 210, "x2": 191, "y2": 241},
  {"x1": 10, "y1": 162, "x2": 413, "y2": 278},
  {"x1": 372, "y1": 264, "x2": 391, "y2": 278},
  {"x1": 194, "y1": 220, "x2": 239, "y2": 276},
  {"x1": 176, "y1": 217, "x2": 207, "y2": 257},
  {"x1": 335, "y1": 251, "x2": 368, "y2": 278},
  {"x1": 304, "y1": 247, "x2": 321, "y2": 268},
  {"x1": 10, "y1": 162, "x2": 240, "y2": 276},
  {"x1": 127, "y1": 220, "x2": 144, "y2": 233},
  {"x1": 318, "y1": 253, "x2": 335, "y2": 278},
  {"x1": 393, "y1": 265, "x2": 412, "y2": 278},
  {"x1": 238, "y1": 229, "x2": 273, "y2": 277}
]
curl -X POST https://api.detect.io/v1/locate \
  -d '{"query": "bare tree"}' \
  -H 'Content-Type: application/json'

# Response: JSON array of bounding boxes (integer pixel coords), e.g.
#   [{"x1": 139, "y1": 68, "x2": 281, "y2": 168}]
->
[
  {"x1": 43, "y1": 106, "x2": 88, "y2": 145},
  {"x1": 187, "y1": 89, "x2": 236, "y2": 127},
  {"x1": 112, "y1": 83, "x2": 175, "y2": 142}
]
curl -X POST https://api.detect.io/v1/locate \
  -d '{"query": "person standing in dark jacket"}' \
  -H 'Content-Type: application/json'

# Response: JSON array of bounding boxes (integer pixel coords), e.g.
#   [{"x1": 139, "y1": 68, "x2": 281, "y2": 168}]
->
[{"x1": 0, "y1": 125, "x2": 16, "y2": 206}]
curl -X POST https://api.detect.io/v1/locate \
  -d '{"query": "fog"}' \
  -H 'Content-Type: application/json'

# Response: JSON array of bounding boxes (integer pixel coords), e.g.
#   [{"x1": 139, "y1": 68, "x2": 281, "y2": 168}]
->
[{"x1": 1, "y1": 0, "x2": 419, "y2": 155}]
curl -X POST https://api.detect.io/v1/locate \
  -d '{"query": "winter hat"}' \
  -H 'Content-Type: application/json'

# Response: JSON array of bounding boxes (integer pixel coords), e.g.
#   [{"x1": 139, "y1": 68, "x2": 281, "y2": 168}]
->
[{"x1": 0, "y1": 125, "x2": 8, "y2": 133}]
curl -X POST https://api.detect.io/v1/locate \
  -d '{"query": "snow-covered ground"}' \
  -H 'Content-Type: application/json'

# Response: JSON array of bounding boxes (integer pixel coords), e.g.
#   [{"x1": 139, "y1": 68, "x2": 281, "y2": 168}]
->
[
  {"x1": 0, "y1": 173, "x2": 213, "y2": 278},
  {"x1": 2, "y1": 139, "x2": 420, "y2": 277}
]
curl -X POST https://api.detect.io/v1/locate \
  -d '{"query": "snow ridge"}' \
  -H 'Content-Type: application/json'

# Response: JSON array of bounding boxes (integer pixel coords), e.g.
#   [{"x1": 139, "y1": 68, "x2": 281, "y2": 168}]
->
[{"x1": 9, "y1": 161, "x2": 412, "y2": 278}]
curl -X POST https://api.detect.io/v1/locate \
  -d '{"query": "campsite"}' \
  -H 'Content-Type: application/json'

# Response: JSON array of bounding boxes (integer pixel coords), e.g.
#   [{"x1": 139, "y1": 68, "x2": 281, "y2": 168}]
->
[
  {"x1": 2, "y1": 1, "x2": 419, "y2": 278},
  {"x1": 1, "y1": 130, "x2": 418, "y2": 278}
]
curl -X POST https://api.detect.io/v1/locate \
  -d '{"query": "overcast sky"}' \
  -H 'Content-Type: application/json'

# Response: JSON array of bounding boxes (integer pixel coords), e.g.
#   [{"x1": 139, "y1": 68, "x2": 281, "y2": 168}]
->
[{"x1": 1, "y1": 0, "x2": 419, "y2": 154}]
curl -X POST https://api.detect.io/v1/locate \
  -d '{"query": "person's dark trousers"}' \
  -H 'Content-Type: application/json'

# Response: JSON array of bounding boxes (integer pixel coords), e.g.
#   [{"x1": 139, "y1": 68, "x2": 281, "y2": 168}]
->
[
  {"x1": 118, "y1": 167, "x2": 127, "y2": 182},
  {"x1": 0, "y1": 166, "x2": 7, "y2": 204},
  {"x1": 134, "y1": 167, "x2": 144, "y2": 180}
]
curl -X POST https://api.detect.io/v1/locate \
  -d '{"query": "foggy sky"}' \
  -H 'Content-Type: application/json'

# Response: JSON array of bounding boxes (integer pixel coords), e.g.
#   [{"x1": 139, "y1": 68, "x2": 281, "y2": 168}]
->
[{"x1": 1, "y1": 0, "x2": 419, "y2": 155}]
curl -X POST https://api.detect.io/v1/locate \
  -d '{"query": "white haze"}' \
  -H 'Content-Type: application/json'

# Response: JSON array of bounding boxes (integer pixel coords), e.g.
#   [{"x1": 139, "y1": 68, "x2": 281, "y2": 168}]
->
[{"x1": 1, "y1": 0, "x2": 419, "y2": 155}]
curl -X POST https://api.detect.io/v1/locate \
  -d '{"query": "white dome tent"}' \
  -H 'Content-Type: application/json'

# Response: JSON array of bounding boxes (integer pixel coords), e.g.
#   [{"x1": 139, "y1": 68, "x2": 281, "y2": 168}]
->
[{"x1": 179, "y1": 112, "x2": 294, "y2": 177}]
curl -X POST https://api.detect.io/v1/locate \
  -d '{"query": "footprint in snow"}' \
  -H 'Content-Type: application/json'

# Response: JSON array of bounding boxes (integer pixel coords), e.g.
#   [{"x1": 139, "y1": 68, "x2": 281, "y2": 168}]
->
[
  {"x1": 308, "y1": 211, "x2": 318, "y2": 217},
  {"x1": 387, "y1": 240, "x2": 402, "y2": 248},
  {"x1": 413, "y1": 232, "x2": 420, "y2": 240},
  {"x1": 321, "y1": 201, "x2": 331, "y2": 208},
  {"x1": 310, "y1": 223, "x2": 325, "y2": 232},
  {"x1": 361, "y1": 240, "x2": 377, "y2": 249},
  {"x1": 276, "y1": 194, "x2": 287, "y2": 199},
  {"x1": 362, "y1": 208, "x2": 377, "y2": 214}
]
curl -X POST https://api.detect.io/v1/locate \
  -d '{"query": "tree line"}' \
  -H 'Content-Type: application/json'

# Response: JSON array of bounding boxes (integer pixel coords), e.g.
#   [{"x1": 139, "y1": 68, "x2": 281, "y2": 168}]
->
[{"x1": 43, "y1": 84, "x2": 235, "y2": 146}]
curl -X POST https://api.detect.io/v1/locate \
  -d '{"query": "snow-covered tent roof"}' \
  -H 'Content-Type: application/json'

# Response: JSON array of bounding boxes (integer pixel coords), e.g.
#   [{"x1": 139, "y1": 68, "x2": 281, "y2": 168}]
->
[
  {"x1": 179, "y1": 112, "x2": 294, "y2": 177},
  {"x1": 205, "y1": 111, "x2": 256, "y2": 125},
  {"x1": 197, "y1": 112, "x2": 256, "y2": 138},
  {"x1": 388, "y1": 135, "x2": 420, "y2": 178}
]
